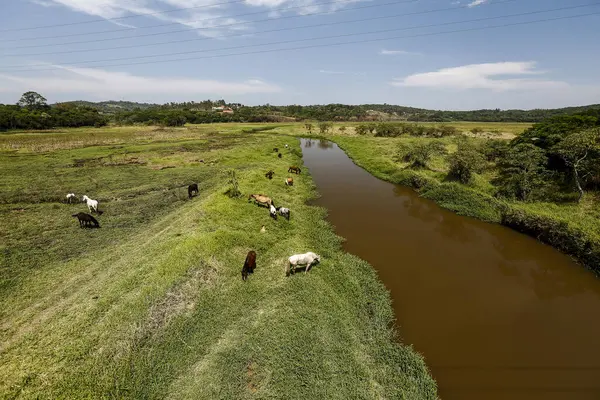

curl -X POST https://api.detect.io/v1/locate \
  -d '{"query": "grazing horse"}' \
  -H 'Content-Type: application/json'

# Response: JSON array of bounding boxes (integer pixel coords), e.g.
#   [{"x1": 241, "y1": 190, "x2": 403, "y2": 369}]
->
[
  {"x1": 248, "y1": 194, "x2": 274, "y2": 208},
  {"x1": 242, "y1": 250, "x2": 257, "y2": 281},
  {"x1": 285, "y1": 144, "x2": 289, "y2": 149},
  {"x1": 66, "y1": 193, "x2": 76, "y2": 204},
  {"x1": 72, "y1": 212, "x2": 100, "y2": 228},
  {"x1": 286, "y1": 252, "x2": 320, "y2": 276},
  {"x1": 278, "y1": 153, "x2": 282, "y2": 158},
  {"x1": 288, "y1": 166, "x2": 301, "y2": 174},
  {"x1": 285, "y1": 177, "x2": 293, "y2": 186},
  {"x1": 265, "y1": 170, "x2": 275, "y2": 180},
  {"x1": 276, "y1": 206, "x2": 290, "y2": 221},
  {"x1": 188, "y1": 183, "x2": 199, "y2": 199},
  {"x1": 273, "y1": 148, "x2": 279, "y2": 153},
  {"x1": 82, "y1": 195, "x2": 103, "y2": 215},
  {"x1": 269, "y1": 204, "x2": 278, "y2": 220}
]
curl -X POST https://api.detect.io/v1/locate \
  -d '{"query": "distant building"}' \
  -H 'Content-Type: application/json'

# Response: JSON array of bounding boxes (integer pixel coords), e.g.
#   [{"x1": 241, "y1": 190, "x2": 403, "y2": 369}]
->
[{"x1": 213, "y1": 106, "x2": 234, "y2": 114}]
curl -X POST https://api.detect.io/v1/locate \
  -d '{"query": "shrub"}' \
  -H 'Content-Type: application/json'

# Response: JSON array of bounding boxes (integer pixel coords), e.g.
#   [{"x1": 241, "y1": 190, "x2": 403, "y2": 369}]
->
[
  {"x1": 224, "y1": 169, "x2": 242, "y2": 198},
  {"x1": 355, "y1": 124, "x2": 368, "y2": 135},
  {"x1": 483, "y1": 139, "x2": 509, "y2": 161},
  {"x1": 400, "y1": 141, "x2": 447, "y2": 169},
  {"x1": 470, "y1": 127, "x2": 484, "y2": 135},
  {"x1": 494, "y1": 143, "x2": 549, "y2": 201},
  {"x1": 447, "y1": 142, "x2": 486, "y2": 184}
]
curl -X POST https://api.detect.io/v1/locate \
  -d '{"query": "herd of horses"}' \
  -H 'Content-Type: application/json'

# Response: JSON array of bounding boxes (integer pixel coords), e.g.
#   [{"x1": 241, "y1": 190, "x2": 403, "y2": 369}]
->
[{"x1": 65, "y1": 142, "x2": 321, "y2": 280}]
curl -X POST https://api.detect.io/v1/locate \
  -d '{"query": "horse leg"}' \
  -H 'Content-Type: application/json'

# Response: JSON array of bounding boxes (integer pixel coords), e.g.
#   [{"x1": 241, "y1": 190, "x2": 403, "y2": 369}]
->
[{"x1": 286, "y1": 263, "x2": 292, "y2": 277}]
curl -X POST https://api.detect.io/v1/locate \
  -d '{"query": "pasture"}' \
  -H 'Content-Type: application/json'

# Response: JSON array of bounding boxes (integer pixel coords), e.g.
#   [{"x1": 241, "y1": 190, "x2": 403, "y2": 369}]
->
[{"x1": 0, "y1": 126, "x2": 436, "y2": 399}]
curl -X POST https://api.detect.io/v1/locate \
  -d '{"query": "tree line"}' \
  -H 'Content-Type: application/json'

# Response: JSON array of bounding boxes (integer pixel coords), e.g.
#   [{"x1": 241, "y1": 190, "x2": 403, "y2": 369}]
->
[
  {"x1": 393, "y1": 110, "x2": 600, "y2": 203},
  {"x1": 2, "y1": 91, "x2": 600, "y2": 130}
]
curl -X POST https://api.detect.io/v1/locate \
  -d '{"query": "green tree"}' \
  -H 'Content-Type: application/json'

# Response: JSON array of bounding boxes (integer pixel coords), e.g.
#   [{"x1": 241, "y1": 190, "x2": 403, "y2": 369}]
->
[
  {"x1": 318, "y1": 122, "x2": 332, "y2": 134},
  {"x1": 355, "y1": 124, "x2": 368, "y2": 135},
  {"x1": 447, "y1": 142, "x2": 486, "y2": 184},
  {"x1": 399, "y1": 141, "x2": 447, "y2": 169},
  {"x1": 553, "y1": 128, "x2": 600, "y2": 201},
  {"x1": 495, "y1": 144, "x2": 548, "y2": 201},
  {"x1": 17, "y1": 91, "x2": 48, "y2": 110}
]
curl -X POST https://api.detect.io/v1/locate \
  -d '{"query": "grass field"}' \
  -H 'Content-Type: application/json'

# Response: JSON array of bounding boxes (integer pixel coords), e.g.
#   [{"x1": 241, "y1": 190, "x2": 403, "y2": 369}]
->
[{"x1": 0, "y1": 126, "x2": 436, "y2": 399}]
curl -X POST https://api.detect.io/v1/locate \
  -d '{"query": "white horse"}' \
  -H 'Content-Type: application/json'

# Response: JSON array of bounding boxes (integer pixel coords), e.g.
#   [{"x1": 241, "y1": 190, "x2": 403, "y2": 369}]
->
[
  {"x1": 269, "y1": 204, "x2": 278, "y2": 220},
  {"x1": 276, "y1": 206, "x2": 290, "y2": 221},
  {"x1": 66, "y1": 193, "x2": 76, "y2": 204},
  {"x1": 286, "y1": 252, "x2": 321, "y2": 276},
  {"x1": 82, "y1": 195, "x2": 101, "y2": 214}
]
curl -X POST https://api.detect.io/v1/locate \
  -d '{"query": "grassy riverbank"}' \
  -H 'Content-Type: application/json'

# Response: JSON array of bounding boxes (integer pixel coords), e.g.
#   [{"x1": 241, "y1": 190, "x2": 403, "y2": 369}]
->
[
  {"x1": 0, "y1": 126, "x2": 437, "y2": 399},
  {"x1": 292, "y1": 130, "x2": 600, "y2": 274}
]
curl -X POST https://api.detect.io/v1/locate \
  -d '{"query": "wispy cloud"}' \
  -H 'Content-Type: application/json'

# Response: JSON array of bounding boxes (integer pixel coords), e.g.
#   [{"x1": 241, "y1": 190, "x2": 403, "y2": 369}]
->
[
  {"x1": 391, "y1": 62, "x2": 568, "y2": 91},
  {"x1": 319, "y1": 69, "x2": 365, "y2": 76},
  {"x1": 379, "y1": 49, "x2": 421, "y2": 56},
  {"x1": 35, "y1": 0, "x2": 371, "y2": 36},
  {"x1": 467, "y1": 0, "x2": 488, "y2": 7},
  {"x1": 0, "y1": 64, "x2": 282, "y2": 98}
]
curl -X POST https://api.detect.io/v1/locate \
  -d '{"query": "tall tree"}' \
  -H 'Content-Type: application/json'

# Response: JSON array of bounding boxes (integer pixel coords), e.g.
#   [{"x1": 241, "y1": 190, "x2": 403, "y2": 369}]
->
[
  {"x1": 495, "y1": 144, "x2": 548, "y2": 201},
  {"x1": 553, "y1": 128, "x2": 600, "y2": 201},
  {"x1": 17, "y1": 91, "x2": 47, "y2": 110}
]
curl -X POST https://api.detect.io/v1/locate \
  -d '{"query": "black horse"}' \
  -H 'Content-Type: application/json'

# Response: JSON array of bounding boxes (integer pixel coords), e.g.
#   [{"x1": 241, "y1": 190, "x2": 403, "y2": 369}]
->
[
  {"x1": 72, "y1": 212, "x2": 100, "y2": 228},
  {"x1": 188, "y1": 183, "x2": 199, "y2": 199}
]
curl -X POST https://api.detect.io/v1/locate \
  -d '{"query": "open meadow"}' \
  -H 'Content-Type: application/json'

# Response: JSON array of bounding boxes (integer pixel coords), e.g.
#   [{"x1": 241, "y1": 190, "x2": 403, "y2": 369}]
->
[{"x1": 0, "y1": 125, "x2": 436, "y2": 399}]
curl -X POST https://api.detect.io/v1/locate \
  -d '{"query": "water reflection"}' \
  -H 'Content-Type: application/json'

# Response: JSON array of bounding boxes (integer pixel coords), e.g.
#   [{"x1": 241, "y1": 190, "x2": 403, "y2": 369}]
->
[{"x1": 301, "y1": 138, "x2": 600, "y2": 400}]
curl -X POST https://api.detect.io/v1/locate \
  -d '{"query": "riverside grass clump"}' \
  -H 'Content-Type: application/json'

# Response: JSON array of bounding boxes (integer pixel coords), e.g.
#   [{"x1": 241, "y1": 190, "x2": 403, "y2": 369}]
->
[{"x1": 0, "y1": 126, "x2": 437, "y2": 399}]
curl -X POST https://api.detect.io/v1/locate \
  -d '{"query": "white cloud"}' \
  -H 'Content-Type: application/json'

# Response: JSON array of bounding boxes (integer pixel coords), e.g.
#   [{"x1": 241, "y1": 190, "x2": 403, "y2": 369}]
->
[
  {"x1": 379, "y1": 49, "x2": 420, "y2": 56},
  {"x1": 35, "y1": 0, "x2": 370, "y2": 36},
  {"x1": 0, "y1": 64, "x2": 282, "y2": 98},
  {"x1": 391, "y1": 62, "x2": 568, "y2": 91},
  {"x1": 467, "y1": 0, "x2": 488, "y2": 7},
  {"x1": 35, "y1": 0, "x2": 248, "y2": 35}
]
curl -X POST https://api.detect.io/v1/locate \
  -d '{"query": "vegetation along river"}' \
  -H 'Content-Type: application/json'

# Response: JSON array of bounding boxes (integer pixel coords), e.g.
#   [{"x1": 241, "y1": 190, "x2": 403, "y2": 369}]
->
[{"x1": 300, "y1": 138, "x2": 600, "y2": 400}]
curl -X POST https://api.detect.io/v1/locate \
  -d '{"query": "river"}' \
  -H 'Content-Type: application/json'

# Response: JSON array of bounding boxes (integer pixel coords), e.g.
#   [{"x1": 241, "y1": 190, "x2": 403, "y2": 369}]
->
[{"x1": 300, "y1": 138, "x2": 600, "y2": 400}]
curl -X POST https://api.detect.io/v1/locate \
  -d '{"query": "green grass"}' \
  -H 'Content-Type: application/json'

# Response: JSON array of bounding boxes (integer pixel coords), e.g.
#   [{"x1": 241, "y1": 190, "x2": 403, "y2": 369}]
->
[{"x1": 0, "y1": 126, "x2": 436, "y2": 399}]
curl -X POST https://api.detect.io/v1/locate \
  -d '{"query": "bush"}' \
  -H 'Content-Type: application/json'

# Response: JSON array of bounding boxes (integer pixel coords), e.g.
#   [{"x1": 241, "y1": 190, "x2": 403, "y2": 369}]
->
[
  {"x1": 483, "y1": 139, "x2": 509, "y2": 161},
  {"x1": 400, "y1": 141, "x2": 447, "y2": 169},
  {"x1": 355, "y1": 124, "x2": 368, "y2": 135},
  {"x1": 494, "y1": 143, "x2": 549, "y2": 201},
  {"x1": 447, "y1": 142, "x2": 486, "y2": 184},
  {"x1": 471, "y1": 127, "x2": 484, "y2": 135}
]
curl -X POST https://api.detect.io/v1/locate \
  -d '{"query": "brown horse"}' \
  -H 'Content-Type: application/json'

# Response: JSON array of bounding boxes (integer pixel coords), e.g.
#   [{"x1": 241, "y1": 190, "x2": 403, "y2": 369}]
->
[
  {"x1": 248, "y1": 194, "x2": 274, "y2": 208},
  {"x1": 242, "y1": 250, "x2": 257, "y2": 281},
  {"x1": 285, "y1": 177, "x2": 293, "y2": 186},
  {"x1": 278, "y1": 153, "x2": 282, "y2": 158},
  {"x1": 288, "y1": 166, "x2": 301, "y2": 174}
]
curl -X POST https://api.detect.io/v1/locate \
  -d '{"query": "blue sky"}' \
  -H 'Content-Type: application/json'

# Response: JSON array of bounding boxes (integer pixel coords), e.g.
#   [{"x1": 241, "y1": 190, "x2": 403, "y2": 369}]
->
[{"x1": 0, "y1": 0, "x2": 599, "y2": 109}]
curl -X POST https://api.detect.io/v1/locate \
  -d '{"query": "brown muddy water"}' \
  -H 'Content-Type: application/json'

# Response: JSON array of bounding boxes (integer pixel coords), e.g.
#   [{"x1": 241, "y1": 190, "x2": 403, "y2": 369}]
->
[{"x1": 300, "y1": 138, "x2": 600, "y2": 400}]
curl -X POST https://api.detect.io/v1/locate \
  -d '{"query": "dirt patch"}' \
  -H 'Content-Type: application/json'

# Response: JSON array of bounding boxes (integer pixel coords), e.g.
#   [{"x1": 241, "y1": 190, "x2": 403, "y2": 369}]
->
[
  {"x1": 150, "y1": 165, "x2": 176, "y2": 170},
  {"x1": 137, "y1": 262, "x2": 218, "y2": 342},
  {"x1": 246, "y1": 360, "x2": 259, "y2": 393}
]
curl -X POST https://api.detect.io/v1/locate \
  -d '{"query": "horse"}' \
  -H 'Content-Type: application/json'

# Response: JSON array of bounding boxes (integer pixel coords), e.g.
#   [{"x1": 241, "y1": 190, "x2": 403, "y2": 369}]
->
[
  {"x1": 66, "y1": 193, "x2": 76, "y2": 204},
  {"x1": 82, "y1": 195, "x2": 103, "y2": 215},
  {"x1": 288, "y1": 166, "x2": 301, "y2": 174},
  {"x1": 188, "y1": 183, "x2": 199, "y2": 199},
  {"x1": 248, "y1": 194, "x2": 274, "y2": 208},
  {"x1": 278, "y1": 153, "x2": 282, "y2": 158},
  {"x1": 273, "y1": 148, "x2": 279, "y2": 153},
  {"x1": 285, "y1": 177, "x2": 293, "y2": 186},
  {"x1": 285, "y1": 144, "x2": 289, "y2": 149},
  {"x1": 269, "y1": 204, "x2": 278, "y2": 220},
  {"x1": 286, "y1": 252, "x2": 320, "y2": 277},
  {"x1": 242, "y1": 250, "x2": 257, "y2": 281},
  {"x1": 276, "y1": 206, "x2": 290, "y2": 221},
  {"x1": 265, "y1": 170, "x2": 275, "y2": 180},
  {"x1": 72, "y1": 212, "x2": 100, "y2": 228}
]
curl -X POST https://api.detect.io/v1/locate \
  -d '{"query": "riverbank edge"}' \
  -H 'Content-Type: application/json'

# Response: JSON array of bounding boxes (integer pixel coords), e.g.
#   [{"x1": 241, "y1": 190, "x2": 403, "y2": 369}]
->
[{"x1": 322, "y1": 136, "x2": 600, "y2": 275}]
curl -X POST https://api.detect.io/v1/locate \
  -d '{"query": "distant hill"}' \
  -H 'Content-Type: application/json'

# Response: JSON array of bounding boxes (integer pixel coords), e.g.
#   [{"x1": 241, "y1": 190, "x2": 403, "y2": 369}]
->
[{"x1": 51, "y1": 100, "x2": 600, "y2": 123}]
